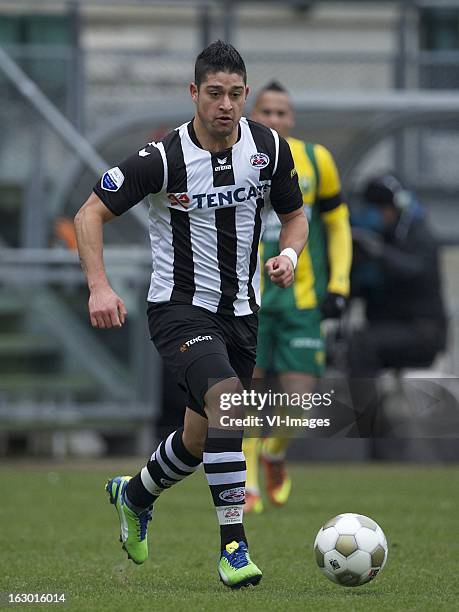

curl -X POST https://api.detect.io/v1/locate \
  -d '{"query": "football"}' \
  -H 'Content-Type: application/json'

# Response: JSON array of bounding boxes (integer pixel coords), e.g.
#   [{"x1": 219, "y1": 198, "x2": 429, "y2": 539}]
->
[{"x1": 313, "y1": 513, "x2": 388, "y2": 587}]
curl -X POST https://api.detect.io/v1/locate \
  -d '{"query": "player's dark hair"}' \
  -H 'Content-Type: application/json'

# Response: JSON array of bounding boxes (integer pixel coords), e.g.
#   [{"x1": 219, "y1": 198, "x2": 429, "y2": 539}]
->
[
  {"x1": 260, "y1": 80, "x2": 289, "y2": 95},
  {"x1": 254, "y1": 81, "x2": 292, "y2": 107},
  {"x1": 194, "y1": 40, "x2": 247, "y2": 87}
]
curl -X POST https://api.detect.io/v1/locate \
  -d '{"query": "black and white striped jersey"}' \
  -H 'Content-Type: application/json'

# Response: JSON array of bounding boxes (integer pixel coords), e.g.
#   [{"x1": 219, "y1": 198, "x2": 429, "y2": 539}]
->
[{"x1": 93, "y1": 116, "x2": 303, "y2": 316}]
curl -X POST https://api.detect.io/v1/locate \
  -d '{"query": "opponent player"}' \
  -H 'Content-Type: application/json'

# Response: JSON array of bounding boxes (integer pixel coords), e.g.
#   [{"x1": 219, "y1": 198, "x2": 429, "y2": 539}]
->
[
  {"x1": 243, "y1": 81, "x2": 352, "y2": 513},
  {"x1": 74, "y1": 44, "x2": 307, "y2": 588}
]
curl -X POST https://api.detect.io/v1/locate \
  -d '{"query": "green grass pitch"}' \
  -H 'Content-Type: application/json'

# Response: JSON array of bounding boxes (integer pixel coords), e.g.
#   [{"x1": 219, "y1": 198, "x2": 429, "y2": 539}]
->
[{"x1": 1, "y1": 461, "x2": 458, "y2": 611}]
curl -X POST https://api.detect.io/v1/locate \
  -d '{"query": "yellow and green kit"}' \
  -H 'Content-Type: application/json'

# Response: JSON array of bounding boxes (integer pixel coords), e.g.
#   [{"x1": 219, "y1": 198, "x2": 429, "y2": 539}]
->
[{"x1": 257, "y1": 137, "x2": 352, "y2": 375}]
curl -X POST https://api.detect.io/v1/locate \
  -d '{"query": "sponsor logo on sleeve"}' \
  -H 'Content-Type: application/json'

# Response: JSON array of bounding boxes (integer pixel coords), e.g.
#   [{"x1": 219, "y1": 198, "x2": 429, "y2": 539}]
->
[
  {"x1": 138, "y1": 141, "x2": 155, "y2": 157},
  {"x1": 101, "y1": 167, "x2": 125, "y2": 192},
  {"x1": 250, "y1": 152, "x2": 270, "y2": 169}
]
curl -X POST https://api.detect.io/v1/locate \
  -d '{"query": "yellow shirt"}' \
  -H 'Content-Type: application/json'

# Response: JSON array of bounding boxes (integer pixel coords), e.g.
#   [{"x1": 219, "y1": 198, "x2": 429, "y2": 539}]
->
[{"x1": 260, "y1": 138, "x2": 352, "y2": 310}]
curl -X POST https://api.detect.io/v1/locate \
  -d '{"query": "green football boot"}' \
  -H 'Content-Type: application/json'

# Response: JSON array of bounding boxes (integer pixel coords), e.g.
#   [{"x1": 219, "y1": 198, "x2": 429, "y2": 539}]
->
[
  {"x1": 105, "y1": 475, "x2": 152, "y2": 565},
  {"x1": 218, "y1": 540, "x2": 263, "y2": 588}
]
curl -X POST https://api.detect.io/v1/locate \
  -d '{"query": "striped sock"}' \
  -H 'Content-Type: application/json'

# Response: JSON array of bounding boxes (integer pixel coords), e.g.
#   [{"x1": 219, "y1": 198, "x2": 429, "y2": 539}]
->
[
  {"x1": 125, "y1": 428, "x2": 201, "y2": 510},
  {"x1": 203, "y1": 434, "x2": 247, "y2": 549}
]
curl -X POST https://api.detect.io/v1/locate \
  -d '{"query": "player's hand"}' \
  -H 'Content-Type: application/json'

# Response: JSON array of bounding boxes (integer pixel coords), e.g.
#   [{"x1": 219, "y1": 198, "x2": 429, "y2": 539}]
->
[
  {"x1": 320, "y1": 292, "x2": 347, "y2": 320},
  {"x1": 88, "y1": 285, "x2": 127, "y2": 329},
  {"x1": 265, "y1": 255, "x2": 294, "y2": 288}
]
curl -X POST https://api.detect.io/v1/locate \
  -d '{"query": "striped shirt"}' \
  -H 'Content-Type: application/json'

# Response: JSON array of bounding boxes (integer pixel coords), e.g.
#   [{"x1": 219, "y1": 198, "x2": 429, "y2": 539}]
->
[{"x1": 94, "y1": 116, "x2": 303, "y2": 316}]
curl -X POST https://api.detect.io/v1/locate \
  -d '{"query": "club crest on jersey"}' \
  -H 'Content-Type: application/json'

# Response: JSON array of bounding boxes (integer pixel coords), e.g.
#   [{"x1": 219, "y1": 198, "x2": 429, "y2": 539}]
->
[
  {"x1": 250, "y1": 152, "x2": 269, "y2": 169},
  {"x1": 167, "y1": 193, "x2": 190, "y2": 208},
  {"x1": 101, "y1": 167, "x2": 124, "y2": 192}
]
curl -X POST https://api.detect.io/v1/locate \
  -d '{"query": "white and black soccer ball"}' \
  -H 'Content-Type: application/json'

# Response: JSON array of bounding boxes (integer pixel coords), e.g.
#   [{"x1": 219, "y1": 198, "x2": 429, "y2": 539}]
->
[{"x1": 313, "y1": 513, "x2": 388, "y2": 587}]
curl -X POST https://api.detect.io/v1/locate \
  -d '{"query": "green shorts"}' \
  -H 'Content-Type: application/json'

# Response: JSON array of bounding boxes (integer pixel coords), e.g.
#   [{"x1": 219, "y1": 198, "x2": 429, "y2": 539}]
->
[{"x1": 256, "y1": 307, "x2": 325, "y2": 376}]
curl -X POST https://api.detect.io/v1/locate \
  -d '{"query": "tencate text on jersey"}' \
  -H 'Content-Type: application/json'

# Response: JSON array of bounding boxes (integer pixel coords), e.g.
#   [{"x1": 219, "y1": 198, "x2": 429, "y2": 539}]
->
[{"x1": 189, "y1": 181, "x2": 271, "y2": 209}]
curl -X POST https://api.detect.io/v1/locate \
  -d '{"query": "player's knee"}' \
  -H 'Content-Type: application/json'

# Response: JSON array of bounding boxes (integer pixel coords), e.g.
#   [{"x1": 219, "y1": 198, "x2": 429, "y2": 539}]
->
[
  {"x1": 185, "y1": 354, "x2": 237, "y2": 417},
  {"x1": 182, "y1": 408, "x2": 207, "y2": 459},
  {"x1": 204, "y1": 376, "x2": 244, "y2": 420},
  {"x1": 182, "y1": 429, "x2": 206, "y2": 459}
]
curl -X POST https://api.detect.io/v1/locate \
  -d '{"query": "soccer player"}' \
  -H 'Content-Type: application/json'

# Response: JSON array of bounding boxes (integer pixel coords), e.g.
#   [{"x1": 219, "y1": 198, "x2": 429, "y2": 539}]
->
[
  {"x1": 74, "y1": 43, "x2": 307, "y2": 588},
  {"x1": 244, "y1": 81, "x2": 352, "y2": 513}
]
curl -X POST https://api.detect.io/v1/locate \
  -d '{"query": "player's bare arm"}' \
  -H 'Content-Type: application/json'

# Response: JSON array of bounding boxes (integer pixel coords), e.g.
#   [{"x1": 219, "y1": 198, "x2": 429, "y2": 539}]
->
[
  {"x1": 74, "y1": 192, "x2": 127, "y2": 329},
  {"x1": 265, "y1": 207, "x2": 308, "y2": 289}
]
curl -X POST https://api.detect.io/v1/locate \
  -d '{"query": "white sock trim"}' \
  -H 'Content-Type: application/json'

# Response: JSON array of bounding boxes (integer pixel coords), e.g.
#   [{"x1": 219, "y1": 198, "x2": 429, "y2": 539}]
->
[
  {"x1": 165, "y1": 431, "x2": 198, "y2": 473},
  {"x1": 203, "y1": 451, "x2": 244, "y2": 464},
  {"x1": 154, "y1": 446, "x2": 182, "y2": 481},
  {"x1": 206, "y1": 470, "x2": 247, "y2": 486},
  {"x1": 140, "y1": 466, "x2": 163, "y2": 496}
]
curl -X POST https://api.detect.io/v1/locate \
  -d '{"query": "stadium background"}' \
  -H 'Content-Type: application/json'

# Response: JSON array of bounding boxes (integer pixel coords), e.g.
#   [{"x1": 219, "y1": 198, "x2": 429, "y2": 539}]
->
[
  {"x1": 0, "y1": 0, "x2": 457, "y2": 458},
  {"x1": 0, "y1": 3, "x2": 458, "y2": 609}
]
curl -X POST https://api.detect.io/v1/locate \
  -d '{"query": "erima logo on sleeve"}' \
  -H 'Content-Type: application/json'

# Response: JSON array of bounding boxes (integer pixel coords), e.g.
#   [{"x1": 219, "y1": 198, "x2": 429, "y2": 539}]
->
[
  {"x1": 101, "y1": 167, "x2": 125, "y2": 192},
  {"x1": 138, "y1": 141, "x2": 156, "y2": 157}
]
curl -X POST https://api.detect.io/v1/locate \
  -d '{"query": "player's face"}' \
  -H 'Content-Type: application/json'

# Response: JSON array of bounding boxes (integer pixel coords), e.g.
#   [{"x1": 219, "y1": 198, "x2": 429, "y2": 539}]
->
[
  {"x1": 251, "y1": 91, "x2": 294, "y2": 138},
  {"x1": 190, "y1": 71, "x2": 249, "y2": 139}
]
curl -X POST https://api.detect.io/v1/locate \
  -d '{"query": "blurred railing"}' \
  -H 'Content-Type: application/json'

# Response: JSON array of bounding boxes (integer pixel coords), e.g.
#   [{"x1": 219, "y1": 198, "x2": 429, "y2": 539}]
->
[
  {"x1": 0, "y1": 247, "x2": 159, "y2": 455},
  {"x1": 1, "y1": 0, "x2": 459, "y2": 456}
]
